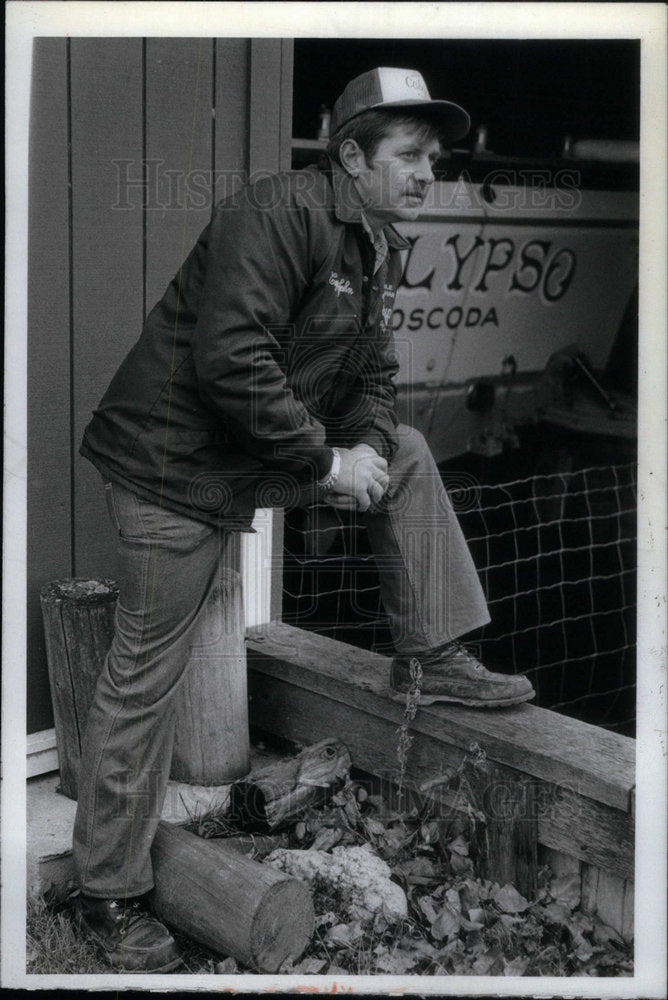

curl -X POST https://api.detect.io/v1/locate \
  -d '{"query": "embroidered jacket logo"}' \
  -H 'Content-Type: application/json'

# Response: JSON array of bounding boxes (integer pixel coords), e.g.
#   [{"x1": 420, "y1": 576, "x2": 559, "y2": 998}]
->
[{"x1": 329, "y1": 271, "x2": 354, "y2": 297}]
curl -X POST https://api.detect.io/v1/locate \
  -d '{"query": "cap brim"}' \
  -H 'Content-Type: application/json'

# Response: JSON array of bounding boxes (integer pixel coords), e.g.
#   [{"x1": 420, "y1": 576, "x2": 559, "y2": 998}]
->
[{"x1": 369, "y1": 99, "x2": 471, "y2": 143}]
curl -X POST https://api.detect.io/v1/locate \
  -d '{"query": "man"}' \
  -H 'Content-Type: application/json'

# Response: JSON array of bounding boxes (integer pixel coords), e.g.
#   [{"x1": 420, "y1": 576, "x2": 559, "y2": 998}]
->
[{"x1": 74, "y1": 67, "x2": 534, "y2": 972}]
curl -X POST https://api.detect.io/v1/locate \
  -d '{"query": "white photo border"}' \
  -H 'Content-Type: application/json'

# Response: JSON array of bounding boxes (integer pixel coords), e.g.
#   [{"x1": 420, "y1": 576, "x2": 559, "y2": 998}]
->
[{"x1": 3, "y1": 2, "x2": 666, "y2": 995}]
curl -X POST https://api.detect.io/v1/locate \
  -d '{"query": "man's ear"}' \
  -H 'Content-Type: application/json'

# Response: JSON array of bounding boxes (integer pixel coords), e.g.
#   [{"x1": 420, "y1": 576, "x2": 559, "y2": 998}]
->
[{"x1": 339, "y1": 138, "x2": 367, "y2": 177}]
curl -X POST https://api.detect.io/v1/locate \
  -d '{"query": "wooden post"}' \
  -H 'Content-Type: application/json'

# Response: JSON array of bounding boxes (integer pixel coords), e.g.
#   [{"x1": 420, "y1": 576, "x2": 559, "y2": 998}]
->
[
  {"x1": 171, "y1": 564, "x2": 250, "y2": 784},
  {"x1": 458, "y1": 756, "x2": 538, "y2": 899},
  {"x1": 149, "y1": 821, "x2": 314, "y2": 972},
  {"x1": 40, "y1": 562, "x2": 250, "y2": 797},
  {"x1": 40, "y1": 578, "x2": 119, "y2": 798}
]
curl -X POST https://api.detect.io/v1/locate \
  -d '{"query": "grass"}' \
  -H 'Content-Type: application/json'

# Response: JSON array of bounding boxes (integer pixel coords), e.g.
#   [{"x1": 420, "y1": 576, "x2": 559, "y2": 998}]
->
[
  {"x1": 26, "y1": 889, "x2": 221, "y2": 976},
  {"x1": 27, "y1": 891, "x2": 109, "y2": 975}
]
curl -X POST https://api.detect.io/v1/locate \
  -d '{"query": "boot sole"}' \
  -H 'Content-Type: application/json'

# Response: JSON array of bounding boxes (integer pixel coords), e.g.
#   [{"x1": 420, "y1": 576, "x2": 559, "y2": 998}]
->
[{"x1": 390, "y1": 689, "x2": 536, "y2": 708}]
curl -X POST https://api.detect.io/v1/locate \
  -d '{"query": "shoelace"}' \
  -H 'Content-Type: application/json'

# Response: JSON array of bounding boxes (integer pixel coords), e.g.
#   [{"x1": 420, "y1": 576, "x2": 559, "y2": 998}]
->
[
  {"x1": 109, "y1": 898, "x2": 149, "y2": 935},
  {"x1": 450, "y1": 642, "x2": 487, "y2": 672}
]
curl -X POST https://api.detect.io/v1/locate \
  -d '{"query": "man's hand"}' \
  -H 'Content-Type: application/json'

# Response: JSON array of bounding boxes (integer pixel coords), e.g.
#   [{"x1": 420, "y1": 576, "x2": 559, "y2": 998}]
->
[{"x1": 328, "y1": 443, "x2": 390, "y2": 512}]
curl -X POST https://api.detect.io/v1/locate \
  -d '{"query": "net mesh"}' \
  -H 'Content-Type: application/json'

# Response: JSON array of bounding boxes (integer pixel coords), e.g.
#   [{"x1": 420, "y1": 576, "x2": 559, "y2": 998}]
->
[{"x1": 282, "y1": 463, "x2": 637, "y2": 736}]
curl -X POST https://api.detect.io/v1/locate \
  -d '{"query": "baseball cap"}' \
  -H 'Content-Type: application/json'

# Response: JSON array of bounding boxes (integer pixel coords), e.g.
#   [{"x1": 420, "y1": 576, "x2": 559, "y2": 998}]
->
[{"x1": 330, "y1": 67, "x2": 470, "y2": 142}]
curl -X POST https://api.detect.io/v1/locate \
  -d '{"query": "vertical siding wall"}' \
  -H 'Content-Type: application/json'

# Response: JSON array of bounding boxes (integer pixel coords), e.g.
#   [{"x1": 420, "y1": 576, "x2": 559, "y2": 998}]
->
[{"x1": 27, "y1": 37, "x2": 294, "y2": 734}]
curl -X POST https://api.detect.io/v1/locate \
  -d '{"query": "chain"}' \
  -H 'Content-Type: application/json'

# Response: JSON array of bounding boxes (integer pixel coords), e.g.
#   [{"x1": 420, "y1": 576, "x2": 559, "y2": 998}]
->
[{"x1": 395, "y1": 657, "x2": 423, "y2": 807}]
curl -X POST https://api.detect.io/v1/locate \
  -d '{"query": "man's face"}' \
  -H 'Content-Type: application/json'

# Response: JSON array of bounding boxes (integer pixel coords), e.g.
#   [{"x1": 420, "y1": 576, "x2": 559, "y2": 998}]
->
[{"x1": 353, "y1": 124, "x2": 441, "y2": 228}]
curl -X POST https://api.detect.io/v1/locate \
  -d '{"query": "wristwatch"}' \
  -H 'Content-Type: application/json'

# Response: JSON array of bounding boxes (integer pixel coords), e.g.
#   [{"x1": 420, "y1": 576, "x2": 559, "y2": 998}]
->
[{"x1": 318, "y1": 447, "x2": 341, "y2": 492}]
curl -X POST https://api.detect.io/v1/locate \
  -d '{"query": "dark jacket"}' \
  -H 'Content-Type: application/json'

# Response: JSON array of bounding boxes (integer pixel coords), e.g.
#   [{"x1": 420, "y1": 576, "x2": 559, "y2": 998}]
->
[{"x1": 80, "y1": 158, "x2": 409, "y2": 528}]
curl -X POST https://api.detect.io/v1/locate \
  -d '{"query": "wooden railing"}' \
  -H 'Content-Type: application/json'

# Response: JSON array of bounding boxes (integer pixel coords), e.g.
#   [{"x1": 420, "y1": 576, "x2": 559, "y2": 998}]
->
[{"x1": 246, "y1": 623, "x2": 635, "y2": 942}]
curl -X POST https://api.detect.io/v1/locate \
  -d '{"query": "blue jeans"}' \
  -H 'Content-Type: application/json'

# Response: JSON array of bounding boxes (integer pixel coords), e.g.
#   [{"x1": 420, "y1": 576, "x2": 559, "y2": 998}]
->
[{"x1": 72, "y1": 425, "x2": 489, "y2": 896}]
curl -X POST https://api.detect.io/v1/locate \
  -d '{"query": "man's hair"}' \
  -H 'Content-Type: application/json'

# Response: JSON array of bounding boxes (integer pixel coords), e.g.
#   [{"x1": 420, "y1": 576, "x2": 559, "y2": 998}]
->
[{"x1": 326, "y1": 109, "x2": 443, "y2": 167}]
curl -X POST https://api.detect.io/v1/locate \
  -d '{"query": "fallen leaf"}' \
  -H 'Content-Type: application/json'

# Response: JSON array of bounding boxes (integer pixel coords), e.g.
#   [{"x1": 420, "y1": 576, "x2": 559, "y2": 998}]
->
[
  {"x1": 326, "y1": 920, "x2": 364, "y2": 946},
  {"x1": 342, "y1": 798, "x2": 361, "y2": 825},
  {"x1": 292, "y1": 957, "x2": 327, "y2": 974},
  {"x1": 448, "y1": 834, "x2": 470, "y2": 855},
  {"x1": 431, "y1": 903, "x2": 461, "y2": 941},
  {"x1": 374, "y1": 946, "x2": 420, "y2": 974},
  {"x1": 449, "y1": 852, "x2": 472, "y2": 874},
  {"x1": 472, "y1": 947, "x2": 502, "y2": 975},
  {"x1": 326, "y1": 924, "x2": 351, "y2": 946},
  {"x1": 405, "y1": 937, "x2": 442, "y2": 960},
  {"x1": 420, "y1": 821, "x2": 440, "y2": 843},
  {"x1": 503, "y1": 956, "x2": 528, "y2": 976},
  {"x1": 383, "y1": 828, "x2": 414, "y2": 853},
  {"x1": 550, "y1": 873, "x2": 581, "y2": 909},
  {"x1": 315, "y1": 909, "x2": 338, "y2": 928},
  {"x1": 419, "y1": 894, "x2": 440, "y2": 924},
  {"x1": 311, "y1": 826, "x2": 343, "y2": 851},
  {"x1": 460, "y1": 878, "x2": 483, "y2": 911},
  {"x1": 493, "y1": 884, "x2": 531, "y2": 913},
  {"x1": 394, "y1": 857, "x2": 438, "y2": 885},
  {"x1": 468, "y1": 906, "x2": 485, "y2": 924},
  {"x1": 214, "y1": 957, "x2": 238, "y2": 974},
  {"x1": 592, "y1": 921, "x2": 625, "y2": 947},
  {"x1": 459, "y1": 915, "x2": 485, "y2": 931},
  {"x1": 463, "y1": 928, "x2": 483, "y2": 951},
  {"x1": 445, "y1": 887, "x2": 462, "y2": 912},
  {"x1": 541, "y1": 900, "x2": 572, "y2": 926},
  {"x1": 569, "y1": 910, "x2": 594, "y2": 935},
  {"x1": 365, "y1": 818, "x2": 386, "y2": 836},
  {"x1": 574, "y1": 939, "x2": 595, "y2": 963}
]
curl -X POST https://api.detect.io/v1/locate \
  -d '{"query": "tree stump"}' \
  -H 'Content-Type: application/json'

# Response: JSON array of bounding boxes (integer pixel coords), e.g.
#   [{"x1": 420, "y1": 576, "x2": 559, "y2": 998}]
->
[
  {"x1": 40, "y1": 565, "x2": 250, "y2": 798},
  {"x1": 40, "y1": 578, "x2": 119, "y2": 798},
  {"x1": 149, "y1": 821, "x2": 314, "y2": 972},
  {"x1": 171, "y1": 566, "x2": 249, "y2": 784}
]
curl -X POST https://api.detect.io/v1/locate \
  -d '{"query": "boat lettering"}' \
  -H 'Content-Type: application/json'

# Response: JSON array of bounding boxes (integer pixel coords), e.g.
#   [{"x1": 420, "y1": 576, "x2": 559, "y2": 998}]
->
[
  {"x1": 399, "y1": 234, "x2": 577, "y2": 304},
  {"x1": 392, "y1": 306, "x2": 499, "y2": 332}
]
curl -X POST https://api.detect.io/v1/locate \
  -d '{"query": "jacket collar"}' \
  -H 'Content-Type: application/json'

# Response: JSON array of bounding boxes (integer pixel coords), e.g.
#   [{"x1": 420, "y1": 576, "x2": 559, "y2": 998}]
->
[{"x1": 316, "y1": 155, "x2": 410, "y2": 251}]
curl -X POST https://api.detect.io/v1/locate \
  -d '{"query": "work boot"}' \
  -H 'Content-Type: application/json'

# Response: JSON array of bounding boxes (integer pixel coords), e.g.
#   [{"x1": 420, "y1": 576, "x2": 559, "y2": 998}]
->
[
  {"x1": 76, "y1": 893, "x2": 182, "y2": 972},
  {"x1": 390, "y1": 642, "x2": 535, "y2": 708}
]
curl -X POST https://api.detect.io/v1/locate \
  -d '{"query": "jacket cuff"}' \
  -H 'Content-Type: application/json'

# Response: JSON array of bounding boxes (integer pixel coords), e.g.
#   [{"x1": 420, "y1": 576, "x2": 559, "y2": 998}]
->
[
  {"x1": 314, "y1": 446, "x2": 335, "y2": 480},
  {"x1": 350, "y1": 430, "x2": 394, "y2": 462}
]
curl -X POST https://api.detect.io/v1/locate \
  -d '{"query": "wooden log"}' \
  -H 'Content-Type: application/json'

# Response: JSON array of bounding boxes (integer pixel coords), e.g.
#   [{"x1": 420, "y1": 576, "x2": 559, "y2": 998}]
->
[
  {"x1": 40, "y1": 578, "x2": 119, "y2": 798},
  {"x1": 228, "y1": 738, "x2": 351, "y2": 830},
  {"x1": 148, "y1": 821, "x2": 314, "y2": 972},
  {"x1": 171, "y1": 564, "x2": 250, "y2": 784}
]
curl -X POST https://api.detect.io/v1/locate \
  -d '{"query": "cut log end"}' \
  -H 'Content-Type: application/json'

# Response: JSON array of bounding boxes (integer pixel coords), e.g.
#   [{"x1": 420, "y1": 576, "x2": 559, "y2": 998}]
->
[
  {"x1": 40, "y1": 577, "x2": 119, "y2": 606},
  {"x1": 250, "y1": 878, "x2": 315, "y2": 972}
]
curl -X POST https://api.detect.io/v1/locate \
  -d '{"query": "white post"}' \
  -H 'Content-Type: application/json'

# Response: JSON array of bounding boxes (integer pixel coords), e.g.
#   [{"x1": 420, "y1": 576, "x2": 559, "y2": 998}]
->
[{"x1": 240, "y1": 508, "x2": 283, "y2": 628}]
